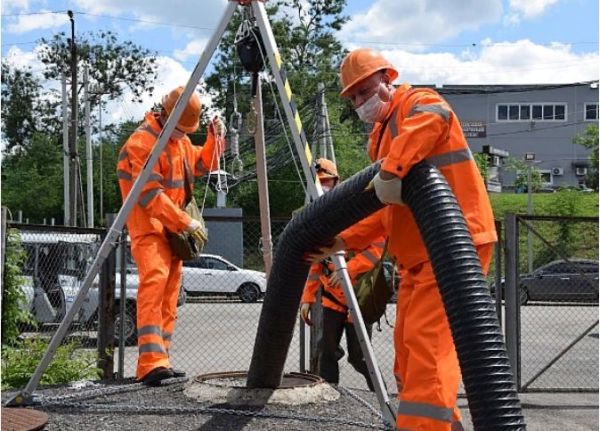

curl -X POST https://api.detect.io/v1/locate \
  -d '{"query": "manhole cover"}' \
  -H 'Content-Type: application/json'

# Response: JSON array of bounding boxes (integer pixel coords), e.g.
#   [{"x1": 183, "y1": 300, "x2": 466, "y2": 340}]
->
[
  {"x1": 1, "y1": 408, "x2": 48, "y2": 431},
  {"x1": 185, "y1": 371, "x2": 339, "y2": 406}
]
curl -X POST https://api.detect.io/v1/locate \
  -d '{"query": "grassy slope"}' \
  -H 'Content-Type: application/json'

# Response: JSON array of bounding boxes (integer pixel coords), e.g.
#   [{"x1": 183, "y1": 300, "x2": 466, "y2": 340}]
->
[{"x1": 490, "y1": 192, "x2": 599, "y2": 219}]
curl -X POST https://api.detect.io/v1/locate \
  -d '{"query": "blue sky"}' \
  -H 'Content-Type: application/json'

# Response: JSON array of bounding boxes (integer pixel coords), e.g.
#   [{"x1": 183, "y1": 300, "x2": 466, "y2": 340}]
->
[{"x1": 1, "y1": 0, "x2": 598, "y2": 123}]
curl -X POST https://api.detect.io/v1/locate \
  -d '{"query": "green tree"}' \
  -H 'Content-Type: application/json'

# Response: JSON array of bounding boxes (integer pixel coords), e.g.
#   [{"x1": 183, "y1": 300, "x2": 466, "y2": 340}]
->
[
  {"x1": 38, "y1": 30, "x2": 158, "y2": 107},
  {"x1": 573, "y1": 124, "x2": 599, "y2": 190},
  {"x1": 505, "y1": 156, "x2": 543, "y2": 192},
  {"x1": 474, "y1": 153, "x2": 490, "y2": 186},
  {"x1": 203, "y1": 1, "x2": 372, "y2": 216},
  {"x1": 1, "y1": 230, "x2": 35, "y2": 345},
  {"x1": 1, "y1": 134, "x2": 65, "y2": 223},
  {"x1": 1, "y1": 62, "x2": 59, "y2": 153}
]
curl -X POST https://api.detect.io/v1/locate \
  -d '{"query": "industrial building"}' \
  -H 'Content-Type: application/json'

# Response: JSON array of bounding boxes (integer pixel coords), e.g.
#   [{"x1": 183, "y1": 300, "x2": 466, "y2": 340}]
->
[{"x1": 435, "y1": 82, "x2": 599, "y2": 191}]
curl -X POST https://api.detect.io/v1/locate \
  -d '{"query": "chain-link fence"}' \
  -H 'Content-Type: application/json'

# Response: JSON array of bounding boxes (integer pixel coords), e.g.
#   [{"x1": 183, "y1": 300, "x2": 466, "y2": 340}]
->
[
  {"x1": 502, "y1": 215, "x2": 598, "y2": 392},
  {"x1": 1, "y1": 223, "x2": 106, "y2": 390},
  {"x1": 4, "y1": 214, "x2": 596, "y2": 396}
]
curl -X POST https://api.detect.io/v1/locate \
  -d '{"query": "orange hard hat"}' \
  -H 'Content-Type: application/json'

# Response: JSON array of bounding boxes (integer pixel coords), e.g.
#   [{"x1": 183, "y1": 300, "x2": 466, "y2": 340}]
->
[
  {"x1": 315, "y1": 158, "x2": 339, "y2": 182},
  {"x1": 161, "y1": 86, "x2": 201, "y2": 133},
  {"x1": 339, "y1": 48, "x2": 399, "y2": 97}
]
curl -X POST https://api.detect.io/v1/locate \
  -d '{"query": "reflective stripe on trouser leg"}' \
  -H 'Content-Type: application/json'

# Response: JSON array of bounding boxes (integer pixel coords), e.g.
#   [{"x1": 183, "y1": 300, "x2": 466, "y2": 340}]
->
[
  {"x1": 161, "y1": 258, "x2": 182, "y2": 353},
  {"x1": 394, "y1": 244, "x2": 494, "y2": 430},
  {"x1": 395, "y1": 260, "x2": 459, "y2": 431},
  {"x1": 131, "y1": 234, "x2": 173, "y2": 379}
]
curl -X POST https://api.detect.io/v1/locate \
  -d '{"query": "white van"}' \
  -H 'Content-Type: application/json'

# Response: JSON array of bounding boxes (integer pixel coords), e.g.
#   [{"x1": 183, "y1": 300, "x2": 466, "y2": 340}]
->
[{"x1": 18, "y1": 230, "x2": 185, "y2": 346}]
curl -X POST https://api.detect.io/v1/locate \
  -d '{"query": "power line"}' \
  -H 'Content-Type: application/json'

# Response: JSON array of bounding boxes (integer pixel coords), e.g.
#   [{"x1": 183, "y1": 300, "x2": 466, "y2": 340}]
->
[
  {"x1": 74, "y1": 11, "x2": 214, "y2": 31},
  {"x1": 1, "y1": 10, "x2": 67, "y2": 16}
]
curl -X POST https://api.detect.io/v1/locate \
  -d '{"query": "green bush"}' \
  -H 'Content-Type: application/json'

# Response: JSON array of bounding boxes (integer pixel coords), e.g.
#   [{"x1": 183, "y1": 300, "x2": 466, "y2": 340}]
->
[
  {"x1": 1, "y1": 337, "x2": 100, "y2": 390},
  {"x1": 1, "y1": 229, "x2": 36, "y2": 345}
]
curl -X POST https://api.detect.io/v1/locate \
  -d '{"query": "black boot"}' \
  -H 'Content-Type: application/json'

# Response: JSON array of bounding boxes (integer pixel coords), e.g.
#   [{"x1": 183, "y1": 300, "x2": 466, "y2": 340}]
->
[{"x1": 140, "y1": 367, "x2": 174, "y2": 386}]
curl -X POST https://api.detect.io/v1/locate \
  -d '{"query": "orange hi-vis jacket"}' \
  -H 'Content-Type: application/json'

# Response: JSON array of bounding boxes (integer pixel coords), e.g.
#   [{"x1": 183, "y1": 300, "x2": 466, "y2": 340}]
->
[
  {"x1": 340, "y1": 84, "x2": 496, "y2": 270},
  {"x1": 117, "y1": 112, "x2": 222, "y2": 239},
  {"x1": 301, "y1": 237, "x2": 386, "y2": 314}
]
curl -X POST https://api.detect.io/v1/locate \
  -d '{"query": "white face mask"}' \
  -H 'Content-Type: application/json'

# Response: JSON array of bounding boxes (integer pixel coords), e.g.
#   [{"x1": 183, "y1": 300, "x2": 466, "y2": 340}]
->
[
  {"x1": 355, "y1": 84, "x2": 393, "y2": 123},
  {"x1": 321, "y1": 185, "x2": 332, "y2": 193}
]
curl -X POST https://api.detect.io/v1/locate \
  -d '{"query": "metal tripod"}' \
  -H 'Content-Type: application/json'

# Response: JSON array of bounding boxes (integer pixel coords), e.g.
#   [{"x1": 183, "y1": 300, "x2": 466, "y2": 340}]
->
[{"x1": 6, "y1": 2, "x2": 396, "y2": 425}]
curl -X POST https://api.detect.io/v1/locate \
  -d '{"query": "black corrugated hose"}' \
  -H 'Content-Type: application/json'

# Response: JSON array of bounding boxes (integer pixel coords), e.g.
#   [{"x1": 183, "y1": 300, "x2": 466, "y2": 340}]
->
[{"x1": 247, "y1": 161, "x2": 525, "y2": 430}]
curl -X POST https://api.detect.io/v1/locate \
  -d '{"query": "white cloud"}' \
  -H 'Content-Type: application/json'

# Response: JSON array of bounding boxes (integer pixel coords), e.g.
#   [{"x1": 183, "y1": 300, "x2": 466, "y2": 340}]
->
[
  {"x1": 4, "y1": 9, "x2": 69, "y2": 34},
  {"x1": 380, "y1": 39, "x2": 598, "y2": 85},
  {"x1": 102, "y1": 55, "x2": 212, "y2": 125},
  {"x1": 1, "y1": 0, "x2": 31, "y2": 14},
  {"x1": 71, "y1": 0, "x2": 227, "y2": 32},
  {"x1": 340, "y1": 0, "x2": 503, "y2": 50},
  {"x1": 509, "y1": 0, "x2": 560, "y2": 17},
  {"x1": 173, "y1": 39, "x2": 209, "y2": 62}
]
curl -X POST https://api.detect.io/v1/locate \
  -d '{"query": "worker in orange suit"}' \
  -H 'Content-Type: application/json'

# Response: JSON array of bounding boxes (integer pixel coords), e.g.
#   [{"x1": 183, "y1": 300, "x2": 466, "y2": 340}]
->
[
  {"x1": 308, "y1": 49, "x2": 496, "y2": 431},
  {"x1": 300, "y1": 158, "x2": 385, "y2": 391},
  {"x1": 117, "y1": 86, "x2": 225, "y2": 386}
]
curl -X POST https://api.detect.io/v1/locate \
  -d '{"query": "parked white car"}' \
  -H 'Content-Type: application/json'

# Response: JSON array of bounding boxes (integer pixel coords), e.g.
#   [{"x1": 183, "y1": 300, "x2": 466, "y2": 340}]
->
[{"x1": 182, "y1": 254, "x2": 267, "y2": 302}]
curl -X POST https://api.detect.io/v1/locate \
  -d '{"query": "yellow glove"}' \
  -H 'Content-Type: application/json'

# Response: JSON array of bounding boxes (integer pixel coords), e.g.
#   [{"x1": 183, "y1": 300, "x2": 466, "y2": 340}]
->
[{"x1": 186, "y1": 219, "x2": 208, "y2": 245}]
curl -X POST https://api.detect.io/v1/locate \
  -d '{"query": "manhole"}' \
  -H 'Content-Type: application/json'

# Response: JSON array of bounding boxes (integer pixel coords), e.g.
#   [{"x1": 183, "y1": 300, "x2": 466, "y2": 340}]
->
[
  {"x1": 184, "y1": 371, "x2": 339, "y2": 406},
  {"x1": 1, "y1": 408, "x2": 49, "y2": 431}
]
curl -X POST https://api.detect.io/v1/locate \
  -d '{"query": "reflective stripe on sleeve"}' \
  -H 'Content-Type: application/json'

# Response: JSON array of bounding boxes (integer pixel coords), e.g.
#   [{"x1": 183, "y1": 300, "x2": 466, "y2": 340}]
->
[
  {"x1": 161, "y1": 179, "x2": 184, "y2": 189},
  {"x1": 118, "y1": 151, "x2": 128, "y2": 161},
  {"x1": 137, "y1": 123, "x2": 159, "y2": 138},
  {"x1": 359, "y1": 249, "x2": 379, "y2": 265},
  {"x1": 408, "y1": 104, "x2": 450, "y2": 121},
  {"x1": 397, "y1": 400, "x2": 453, "y2": 423},
  {"x1": 117, "y1": 169, "x2": 132, "y2": 181},
  {"x1": 388, "y1": 108, "x2": 399, "y2": 139},
  {"x1": 426, "y1": 148, "x2": 473, "y2": 168},
  {"x1": 138, "y1": 188, "x2": 162, "y2": 207},
  {"x1": 307, "y1": 273, "x2": 321, "y2": 281}
]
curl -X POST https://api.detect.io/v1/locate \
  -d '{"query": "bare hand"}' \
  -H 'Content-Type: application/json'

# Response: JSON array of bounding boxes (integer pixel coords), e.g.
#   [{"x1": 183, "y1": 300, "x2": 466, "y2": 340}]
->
[
  {"x1": 300, "y1": 303, "x2": 312, "y2": 325},
  {"x1": 305, "y1": 236, "x2": 346, "y2": 262}
]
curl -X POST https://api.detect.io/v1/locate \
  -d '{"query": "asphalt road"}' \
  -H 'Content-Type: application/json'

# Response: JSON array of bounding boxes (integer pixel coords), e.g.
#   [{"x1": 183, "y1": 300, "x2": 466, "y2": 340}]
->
[{"x1": 117, "y1": 301, "x2": 598, "y2": 393}]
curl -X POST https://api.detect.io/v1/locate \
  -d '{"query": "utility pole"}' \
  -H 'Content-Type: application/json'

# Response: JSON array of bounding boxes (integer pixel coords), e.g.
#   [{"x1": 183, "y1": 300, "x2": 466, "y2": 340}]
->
[
  {"x1": 252, "y1": 75, "x2": 273, "y2": 276},
  {"x1": 99, "y1": 102, "x2": 103, "y2": 221},
  {"x1": 68, "y1": 10, "x2": 79, "y2": 226},
  {"x1": 317, "y1": 83, "x2": 327, "y2": 159},
  {"x1": 89, "y1": 86, "x2": 111, "y2": 224},
  {"x1": 62, "y1": 74, "x2": 70, "y2": 225},
  {"x1": 84, "y1": 66, "x2": 93, "y2": 227}
]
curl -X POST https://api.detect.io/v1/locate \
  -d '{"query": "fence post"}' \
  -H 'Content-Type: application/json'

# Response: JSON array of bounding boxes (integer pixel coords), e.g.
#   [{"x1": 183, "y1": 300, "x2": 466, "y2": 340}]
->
[
  {"x1": 98, "y1": 214, "x2": 117, "y2": 379},
  {"x1": 504, "y1": 213, "x2": 521, "y2": 389},
  {"x1": 494, "y1": 220, "x2": 503, "y2": 327}
]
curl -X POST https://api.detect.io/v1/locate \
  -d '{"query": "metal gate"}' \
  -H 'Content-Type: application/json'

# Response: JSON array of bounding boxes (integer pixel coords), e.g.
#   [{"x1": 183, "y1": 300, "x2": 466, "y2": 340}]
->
[{"x1": 503, "y1": 214, "x2": 598, "y2": 392}]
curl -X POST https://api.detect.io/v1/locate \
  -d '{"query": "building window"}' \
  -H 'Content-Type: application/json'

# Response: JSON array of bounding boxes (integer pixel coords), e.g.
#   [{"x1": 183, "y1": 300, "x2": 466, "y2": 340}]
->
[
  {"x1": 497, "y1": 103, "x2": 567, "y2": 122},
  {"x1": 585, "y1": 103, "x2": 598, "y2": 121}
]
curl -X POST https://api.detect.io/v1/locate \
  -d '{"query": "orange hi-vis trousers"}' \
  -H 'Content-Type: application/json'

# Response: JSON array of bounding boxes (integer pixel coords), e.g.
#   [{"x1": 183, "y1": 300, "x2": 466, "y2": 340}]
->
[
  {"x1": 394, "y1": 243, "x2": 494, "y2": 430},
  {"x1": 131, "y1": 233, "x2": 182, "y2": 380}
]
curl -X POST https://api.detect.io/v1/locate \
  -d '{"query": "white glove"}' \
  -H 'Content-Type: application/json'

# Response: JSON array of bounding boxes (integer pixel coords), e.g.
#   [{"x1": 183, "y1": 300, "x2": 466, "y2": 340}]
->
[
  {"x1": 185, "y1": 219, "x2": 208, "y2": 244},
  {"x1": 209, "y1": 116, "x2": 227, "y2": 138},
  {"x1": 370, "y1": 172, "x2": 404, "y2": 205}
]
